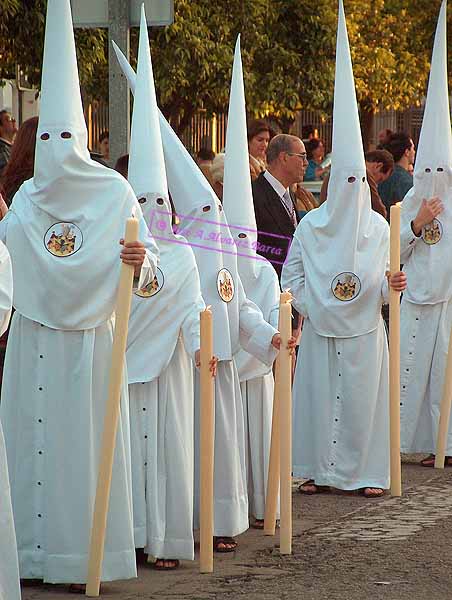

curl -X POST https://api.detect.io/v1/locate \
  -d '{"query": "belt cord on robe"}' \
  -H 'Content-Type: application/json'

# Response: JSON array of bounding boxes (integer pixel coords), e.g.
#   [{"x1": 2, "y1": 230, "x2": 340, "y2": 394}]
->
[
  {"x1": 435, "y1": 328, "x2": 452, "y2": 468},
  {"x1": 86, "y1": 214, "x2": 139, "y2": 597},
  {"x1": 199, "y1": 307, "x2": 215, "y2": 573},
  {"x1": 389, "y1": 204, "x2": 402, "y2": 497}
]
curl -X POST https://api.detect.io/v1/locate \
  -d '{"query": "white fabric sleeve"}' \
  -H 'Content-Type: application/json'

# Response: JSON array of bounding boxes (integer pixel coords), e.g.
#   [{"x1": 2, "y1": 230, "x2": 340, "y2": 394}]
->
[
  {"x1": 0, "y1": 210, "x2": 12, "y2": 243},
  {"x1": 281, "y1": 235, "x2": 306, "y2": 316},
  {"x1": 135, "y1": 208, "x2": 159, "y2": 290},
  {"x1": 180, "y1": 271, "x2": 205, "y2": 361},
  {"x1": 0, "y1": 242, "x2": 13, "y2": 336},
  {"x1": 400, "y1": 219, "x2": 420, "y2": 264},
  {"x1": 237, "y1": 277, "x2": 278, "y2": 366}
]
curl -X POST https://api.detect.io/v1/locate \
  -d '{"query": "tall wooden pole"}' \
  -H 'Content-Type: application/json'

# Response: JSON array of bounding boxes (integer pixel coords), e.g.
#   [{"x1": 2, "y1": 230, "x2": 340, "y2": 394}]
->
[
  {"x1": 279, "y1": 293, "x2": 293, "y2": 554},
  {"x1": 264, "y1": 291, "x2": 291, "y2": 535},
  {"x1": 199, "y1": 308, "x2": 215, "y2": 573},
  {"x1": 86, "y1": 215, "x2": 139, "y2": 597},
  {"x1": 389, "y1": 204, "x2": 402, "y2": 497},
  {"x1": 435, "y1": 329, "x2": 452, "y2": 468}
]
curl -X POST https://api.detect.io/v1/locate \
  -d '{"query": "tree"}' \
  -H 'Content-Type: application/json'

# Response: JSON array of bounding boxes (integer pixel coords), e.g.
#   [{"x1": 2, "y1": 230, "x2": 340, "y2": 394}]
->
[{"x1": 0, "y1": 0, "x2": 107, "y2": 94}]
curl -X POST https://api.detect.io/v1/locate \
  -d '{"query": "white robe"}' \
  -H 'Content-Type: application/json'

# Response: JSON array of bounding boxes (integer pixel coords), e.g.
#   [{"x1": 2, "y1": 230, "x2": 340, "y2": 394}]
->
[
  {"x1": 400, "y1": 298, "x2": 452, "y2": 454},
  {"x1": 241, "y1": 373, "x2": 274, "y2": 520},
  {"x1": 399, "y1": 210, "x2": 452, "y2": 454},
  {"x1": 0, "y1": 243, "x2": 20, "y2": 600},
  {"x1": 129, "y1": 337, "x2": 195, "y2": 560},
  {"x1": 282, "y1": 236, "x2": 390, "y2": 490},
  {"x1": 0, "y1": 215, "x2": 156, "y2": 584},
  {"x1": 1, "y1": 315, "x2": 136, "y2": 583}
]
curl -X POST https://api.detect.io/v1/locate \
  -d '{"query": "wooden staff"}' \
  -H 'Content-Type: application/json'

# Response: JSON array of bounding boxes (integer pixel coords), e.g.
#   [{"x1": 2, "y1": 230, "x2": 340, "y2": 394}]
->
[
  {"x1": 279, "y1": 292, "x2": 293, "y2": 554},
  {"x1": 435, "y1": 328, "x2": 452, "y2": 468},
  {"x1": 264, "y1": 291, "x2": 291, "y2": 535},
  {"x1": 389, "y1": 203, "x2": 402, "y2": 497},
  {"x1": 86, "y1": 215, "x2": 139, "y2": 597},
  {"x1": 199, "y1": 307, "x2": 215, "y2": 573}
]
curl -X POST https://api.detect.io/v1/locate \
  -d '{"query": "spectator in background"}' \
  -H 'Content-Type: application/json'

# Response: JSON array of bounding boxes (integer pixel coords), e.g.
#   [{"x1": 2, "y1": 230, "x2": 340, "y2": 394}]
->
[
  {"x1": 98, "y1": 129, "x2": 110, "y2": 161},
  {"x1": 301, "y1": 124, "x2": 319, "y2": 144},
  {"x1": 247, "y1": 119, "x2": 272, "y2": 180},
  {"x1": 377, "y1": 128, "x2": 393, "y2": 147},
  {"x1": 379, "y1": 131, "x2": 415, "y2": 218},
  {"x1": 196, "y1": 147, "x2": 216, "y2": 188},
  {"x1": 304, "y1": 138, "x2": 329, "y2": 181},
  {"x1": 210, "y1": 152, "x2": 225, "y2": 201},
  {"x1": 114, "y1": 153, "x2": 129, "y2": 179},
  {"x1": 0, "y1": 110, "x2": 18, "y2": 175},
  {"x1": 0, "y1": 116, "x2": 38, "y2": 205}
]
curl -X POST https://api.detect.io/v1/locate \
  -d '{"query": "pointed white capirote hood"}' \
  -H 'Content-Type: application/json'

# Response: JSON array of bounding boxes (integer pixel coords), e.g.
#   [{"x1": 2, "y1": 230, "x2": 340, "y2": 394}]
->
[
  {"x1": 128, "y1": 4, "x2": 168, "y2": 205},
  {"x1": 399, "y1": 0, "x2": 452, "y2": 306},
  {"x1": 222, "y1": 35, "x2": 260, "y2": 279},
  {"x1": 113, "y1": 39, "x2": 244, "y2": 361},
  {"x1": 6, "y1": 0, "x2": 151, "y2": 332},
  {"x1": 330, "y1": 0, "x2": 365, "y2": 174},
  {"x1": 284, "y1": 0, "x2": 389, "y2": 339},
  {"x1": 415, "y1": 0, "x2": 452, "y2": 173},
  {"x1": 38, "y1": 0, "x2": 86, "y2": 137}
]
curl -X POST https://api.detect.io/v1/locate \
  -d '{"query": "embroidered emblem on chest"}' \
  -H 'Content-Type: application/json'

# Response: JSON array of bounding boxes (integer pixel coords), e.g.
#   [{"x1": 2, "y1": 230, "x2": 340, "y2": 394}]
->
[
  {"x1": 217, "y1": 268, "x2": 235, "y2": 303},
  {"x1": 331, "y1": 272, "x2": 361, "y2": 302},
  {"x1": 422, "y1": 218, "x2": 442, "y2": 245},
  {"x1": 44, "y1": 222, "x2": 83, "y2": 257},
  {"x1": 135, "y1": 267, "x2": 164, "y2": 298}
]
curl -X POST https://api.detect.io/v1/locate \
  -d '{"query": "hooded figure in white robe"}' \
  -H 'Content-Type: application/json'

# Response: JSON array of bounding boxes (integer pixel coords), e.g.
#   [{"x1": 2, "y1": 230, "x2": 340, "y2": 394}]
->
[
  {"x1": 399, "y1": 1, "x2": 452, "y2": 459},
  {"x1": 282, "y1": 0, "x2": 391, "y2": 492},
  {"x1": 222, "y1": 37, "x2": 280, "y2": 522},
  {"x1": 0, "y1": 0, "x2": 158, "y2": 585},
  {"x1": 0, "y1": 243, "x2": 20, "y2": 600},
  {"x1": 113, "y1": 43, "x2": 279, "y2": 543},
  {"x1": 125, "y1": 6, "x2": 204, "y2": 563}
]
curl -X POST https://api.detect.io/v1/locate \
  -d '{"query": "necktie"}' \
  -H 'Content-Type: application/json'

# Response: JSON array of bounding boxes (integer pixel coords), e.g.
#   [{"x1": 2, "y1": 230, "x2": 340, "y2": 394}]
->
[{"x1": 281, "y1": 190, "x2": 297, "y2": 228}]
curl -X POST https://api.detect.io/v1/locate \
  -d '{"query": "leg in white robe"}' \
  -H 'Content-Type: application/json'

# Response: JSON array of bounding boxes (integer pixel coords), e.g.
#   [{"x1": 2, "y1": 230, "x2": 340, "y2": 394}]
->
[
  {"x1": 241, "y1": 373, "x2": 274, "y2": 520},
  {"x1": 0, "y1": 422, "x2": 21, "y2": 600},
  {"x1": 0, "y1": 314, "x2": 136, "y2": 584},
  {"x1": 400, "y1": 298, "x2": 452, "y2": 454},
  {"x1": 293, "y1": 319, "x2": 390, "y2": 490},
  {"x1": 129, "y1": 338, "x2": 194, "y2": 560},
  {"x1": 194, "y1": 360, "x2": 248, "y2": 537}
]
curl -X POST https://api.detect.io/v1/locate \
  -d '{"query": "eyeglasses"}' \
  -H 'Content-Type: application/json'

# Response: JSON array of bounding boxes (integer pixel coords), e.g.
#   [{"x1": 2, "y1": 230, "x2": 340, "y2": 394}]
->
[{"x1": 287, "y1": 152, "x2": 308, "y2": 161}]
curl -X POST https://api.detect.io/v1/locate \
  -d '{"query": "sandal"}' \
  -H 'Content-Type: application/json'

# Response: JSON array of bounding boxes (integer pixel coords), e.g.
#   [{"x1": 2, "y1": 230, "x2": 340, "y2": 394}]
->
[
  {"x1": 298, "y1": 479, "x2": 330, "y2": 495},
  {"x1": 420, "y1": 454, "x2": 452, "y2": 468},
  {"x1": 251, "y1": 519, "x2": 264, "y2": 530},
  {"x1": 362, "y1": 487, "x2": 384, "y2": 498},
  {"x1": 153, "y1": 558, "x2": 180, "y2": 570},
  {"x1": 213, "y1": 536, "x2": 237, "y2": 553}
]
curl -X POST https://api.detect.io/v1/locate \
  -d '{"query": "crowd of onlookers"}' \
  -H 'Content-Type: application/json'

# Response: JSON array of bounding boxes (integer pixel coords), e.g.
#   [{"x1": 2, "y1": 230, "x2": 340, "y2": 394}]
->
[{"x1": 0, "y1": 108, "x2": 416, "y2": 223}]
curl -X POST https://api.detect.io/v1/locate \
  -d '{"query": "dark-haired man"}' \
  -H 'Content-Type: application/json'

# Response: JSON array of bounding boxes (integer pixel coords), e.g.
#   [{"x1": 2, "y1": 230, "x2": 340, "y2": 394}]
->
[
  {"x1": 252, "y1": 134, "x2": 307, "y2": 280},
  {"x1": 378, "y1": 132, "x2": 415, "y2": 217}
]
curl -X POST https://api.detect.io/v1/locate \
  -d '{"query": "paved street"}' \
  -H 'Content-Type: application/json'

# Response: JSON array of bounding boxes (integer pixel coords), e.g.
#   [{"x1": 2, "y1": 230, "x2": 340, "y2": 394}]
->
[{"x1": 21, "y1": 455, "x2": 452, "y2": 600}]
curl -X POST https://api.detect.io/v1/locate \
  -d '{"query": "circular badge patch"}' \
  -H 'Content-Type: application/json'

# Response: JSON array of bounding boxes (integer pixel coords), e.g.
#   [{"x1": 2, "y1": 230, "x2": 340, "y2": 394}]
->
[
  {"x1": 331, "y1": 272, "x2": 361, "y2": 302},
  {"x1": 44, "y1": 222, "x2": 83, "y2": 257},
  {"x1": 422, "y1": 218, "x2": 443, "y2": 245},
  {"x1": 134, "y1": 267, "x2": 164, "y2": 298},
  {"x1": 217, "y1": 268, "x2": 235, "y2": 303}
]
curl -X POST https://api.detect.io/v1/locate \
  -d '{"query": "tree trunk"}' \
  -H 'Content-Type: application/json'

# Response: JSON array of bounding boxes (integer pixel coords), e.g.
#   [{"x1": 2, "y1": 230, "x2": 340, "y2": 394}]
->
[
  {"x1": 279, "y1": 115, "x2": 295, "y2": 134},
  {"x1": 359, "y1": 101, "x2": 376, "y2": 152}
]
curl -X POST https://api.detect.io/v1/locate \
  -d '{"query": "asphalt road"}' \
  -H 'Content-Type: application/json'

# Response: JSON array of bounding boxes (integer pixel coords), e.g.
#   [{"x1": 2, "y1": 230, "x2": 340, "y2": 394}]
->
[{"x1": 21, "y1": 455, "x2": 452, "y2": 600}]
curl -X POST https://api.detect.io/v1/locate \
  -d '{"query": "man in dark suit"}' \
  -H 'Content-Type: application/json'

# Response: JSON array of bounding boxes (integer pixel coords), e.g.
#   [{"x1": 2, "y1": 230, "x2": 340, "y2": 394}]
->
[
  {"x1": 252, "y1": 134, "x2": 308, "y2": 332},
  {"x1": 252, "y1": 134, "x2": 307, "y2": 279}
]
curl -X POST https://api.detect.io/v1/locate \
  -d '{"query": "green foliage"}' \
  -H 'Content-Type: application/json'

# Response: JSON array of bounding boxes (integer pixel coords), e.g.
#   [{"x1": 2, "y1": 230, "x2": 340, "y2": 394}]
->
[{"x1": 0, "y1": 0, "x2": 450, "y2": 138}]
